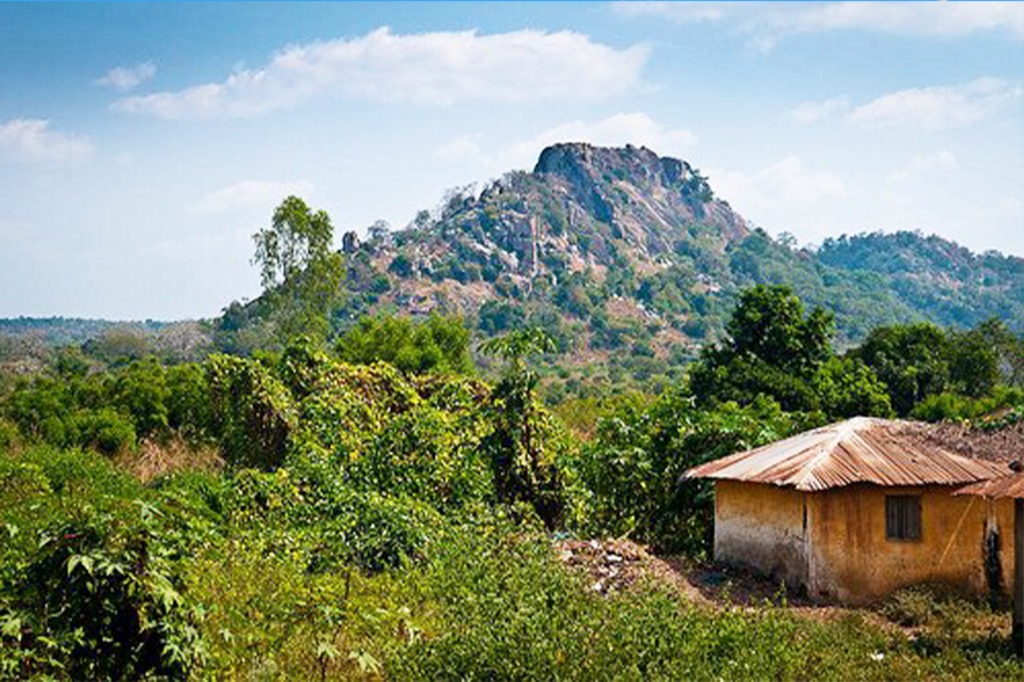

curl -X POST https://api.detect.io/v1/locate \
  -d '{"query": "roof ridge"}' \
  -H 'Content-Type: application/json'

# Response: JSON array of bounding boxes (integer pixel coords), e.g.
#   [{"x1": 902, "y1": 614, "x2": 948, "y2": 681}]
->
[
  {"x1": 687, "y1": 416, "x2": 1009, "y2": 491},
  {"x1": 790, "y1": 418, "x2": 862, "y2": 490}
]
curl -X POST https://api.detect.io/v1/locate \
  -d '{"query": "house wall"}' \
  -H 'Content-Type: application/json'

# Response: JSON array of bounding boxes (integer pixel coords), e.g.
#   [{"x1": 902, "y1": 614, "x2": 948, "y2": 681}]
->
[
  {"x1": 807, "y1": 484, "x2": 1015, "y2": 605},
  {"x1": 714, "y1": 480, "x2": 808, "y2": 590}
]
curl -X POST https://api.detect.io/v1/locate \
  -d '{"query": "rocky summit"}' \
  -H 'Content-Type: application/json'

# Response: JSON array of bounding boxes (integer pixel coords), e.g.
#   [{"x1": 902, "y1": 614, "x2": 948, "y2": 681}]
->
[{"x1": 336, "y1": 143, "x2": 1022, "y2": 358}]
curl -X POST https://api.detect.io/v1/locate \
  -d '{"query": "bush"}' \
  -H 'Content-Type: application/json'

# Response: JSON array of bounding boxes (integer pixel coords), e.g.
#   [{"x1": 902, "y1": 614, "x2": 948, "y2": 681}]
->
[
  {"x1": 575, "y1": 393, "x2": 808, "y2": 554},
  {"x1": 335, "y1": 314, "x2": 474, "y2": 376},
  {"x1": 67, "y1": 407, "x2": 136, "y2": 455},
  {"x1": 910, "y1": 387, "x2": 1024, "y2": 423},
  {"x1": 206, "y1": 354, "x2": 295, "y2": 469},
  {"x1": 0, "y1": 418, "x2": 19, "y2": 452},
  {"x1": 108, "y1": 358, "x2": 170, "y2": 438},
  {"x1": 0, "y1": 447, "x2": 200, "y2": 679},
  {"x1": 881, "y1": 585, "x2": 986, "y2": 630},
  {"x1": 344, "y1": 405, "x2": 492, "y2": 509}
]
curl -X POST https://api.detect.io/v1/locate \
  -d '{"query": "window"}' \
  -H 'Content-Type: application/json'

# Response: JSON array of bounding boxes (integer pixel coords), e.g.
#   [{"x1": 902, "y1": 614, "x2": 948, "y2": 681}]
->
[{"x1": 885, "y1": 495, "x2": 922, "y2": 541}]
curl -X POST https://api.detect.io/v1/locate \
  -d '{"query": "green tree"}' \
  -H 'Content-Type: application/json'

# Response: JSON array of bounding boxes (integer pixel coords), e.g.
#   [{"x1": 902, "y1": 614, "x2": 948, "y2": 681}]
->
[
  {"x1": 724, "y1": 284, "x2": 834, "y2": 375},
  {"x1": 690, "y1": 285, "x2": 891, "y2": 418},
  {"x1": 973, "y1": 317, "x2": 1024, "y2": 386},
  {"x1": 947, "y1": 326, "x2": 1000, "y2": 398},
  {"x1": 577, "y1": 393, "x2": 807, "y2": 554},
  {"x1": 335, "y1": 315, "x2": 473, "y2": 375},
  {"x1": 108, "y1": 359, "x2": 170, "y2": 439},
  {"x1": 252, "y1": 196, "x2": 344, "y2": 344},
  {"x1": 479, "y1": 329, "x2": 567, "y2": 528},
  {"x1": 852, "y1": 323, "x2": 952, "y2": 416}
]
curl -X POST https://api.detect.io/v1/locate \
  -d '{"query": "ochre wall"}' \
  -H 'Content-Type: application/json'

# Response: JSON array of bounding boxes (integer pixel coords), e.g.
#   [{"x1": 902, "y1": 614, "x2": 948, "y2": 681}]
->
[
  {"x1": 808, "y1": 484, "x2": 1015, "y2": 605},
  {"x1": 714, "y1": 480, "x2": 808, "y2": 589},
  {"x1": 713, "y1": 481, "x2": 1016, "y2": 605}
]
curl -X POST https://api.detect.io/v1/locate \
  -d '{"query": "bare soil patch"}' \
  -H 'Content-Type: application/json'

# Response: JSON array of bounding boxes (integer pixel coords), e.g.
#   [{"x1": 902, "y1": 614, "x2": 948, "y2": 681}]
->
[{"x1": 554, "y1": 538, "x2": 1010, "y2": 635}]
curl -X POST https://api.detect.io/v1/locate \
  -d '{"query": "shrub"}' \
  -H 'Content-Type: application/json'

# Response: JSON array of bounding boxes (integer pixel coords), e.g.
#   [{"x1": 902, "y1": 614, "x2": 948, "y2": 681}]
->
[
  {"x1": 67, "y1": 407, "x2": 137, "y2": 456},
  {"x1": 206, "y1": 354, "x2": 295, "y2": 469},
  {"x1": 576, "y1": 393, "x2": 808, "y2": 554},
  {"x1": 0, "y1": 418, "x2": 19, "y2": 452},
  {"x1": 335, "y1": 314, "x2": 474, "y2": 376},
  {"x1": 0, "y1": 447, "x2": 200, "y2": 679}
]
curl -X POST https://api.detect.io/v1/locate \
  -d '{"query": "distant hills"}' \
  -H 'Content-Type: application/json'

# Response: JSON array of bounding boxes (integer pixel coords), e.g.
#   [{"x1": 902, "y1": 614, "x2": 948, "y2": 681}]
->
[
  {"x1": 4, "y1": 143, "x2": 1023, "y2": 367},
  {"x1": 0, "y1": 317, "x2": 168, "y2": 347},
  {"x1": 334, "y1": 143, "x2": 1022, "y2": 358}
]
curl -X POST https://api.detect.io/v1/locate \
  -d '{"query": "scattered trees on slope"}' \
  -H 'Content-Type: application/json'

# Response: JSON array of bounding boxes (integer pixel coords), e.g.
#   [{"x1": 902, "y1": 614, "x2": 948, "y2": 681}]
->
[{"x1": 688, "y1": 285, "x2": 892, "y2": 418}]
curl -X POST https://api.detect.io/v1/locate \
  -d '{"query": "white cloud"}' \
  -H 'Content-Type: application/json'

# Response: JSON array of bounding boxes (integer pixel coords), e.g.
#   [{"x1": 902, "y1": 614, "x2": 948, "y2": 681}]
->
[
  {"x1": 615, "y1": 2, "x2": 1024, "y2": 52},
  {"x1": 435, "y1": 112, "x2": 697, "y2": 172},
  {"x1": 435, "y1": 134, "x2": 488, "y2": 165},
  {"x1": 0, "y1": 119, "x2": 95, "y2": 164},
  {"x1": 788, "y1": 96, "x2": 849, "y2": 123},
  {"x1": 96, "y1": 61, "x2": 156, "y2": 91},
  {"x1": 888, "y1": 150, "x2": 958, "y2": 183},
  {"x1": 709, "y1": 156, "x2": 849, "y2": 209},
  {"x1": 115, "y1": 28, "x2": 649, "y2": 119},
  {"x1": 849, "y1": 78, "x2": 1023, "y2": 131},
  {"x1": 187, "y1": 180, "x2": 316, "y2": 217}
]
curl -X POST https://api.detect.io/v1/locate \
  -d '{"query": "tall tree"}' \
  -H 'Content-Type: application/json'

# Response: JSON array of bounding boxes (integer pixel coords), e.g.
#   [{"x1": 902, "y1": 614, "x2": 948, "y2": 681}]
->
[
  {"x1": 479, "y1": 329, "x2": 566, "y2": 528},
  {"x1": 689, "y1": 285, "x2": 891, "y2": 417},
  {"x1": 852, "y1": 323, "x2": 951, "y2": 416},
  {"x1": 252, "y1": 196, "x2": 343, "y2": 344}
]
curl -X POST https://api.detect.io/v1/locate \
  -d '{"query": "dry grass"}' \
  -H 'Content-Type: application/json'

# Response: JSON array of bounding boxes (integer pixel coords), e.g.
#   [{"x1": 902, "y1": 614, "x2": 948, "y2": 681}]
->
[{"x1": 114, "y1": 435, "x2": 224, "y2": 482}]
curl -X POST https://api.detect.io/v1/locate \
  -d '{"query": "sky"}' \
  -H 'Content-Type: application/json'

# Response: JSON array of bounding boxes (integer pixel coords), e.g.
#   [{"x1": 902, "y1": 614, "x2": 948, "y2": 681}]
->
[{"x1": 0, "y1": 1, "x2": 1022, "y2": 320}]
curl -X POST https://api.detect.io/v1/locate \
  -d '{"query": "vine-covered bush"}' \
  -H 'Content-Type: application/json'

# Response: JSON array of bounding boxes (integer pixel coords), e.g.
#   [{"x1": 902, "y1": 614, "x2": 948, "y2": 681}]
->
[
  {"x1": 574, "y1": 393, "x2": 813, "y2": 554},
  {"x1": 0, "y1": 447, "x2": 201, "y2": 679},
  {"x1": 206, "y1": 354, "x2": 296, "y2": 469}
]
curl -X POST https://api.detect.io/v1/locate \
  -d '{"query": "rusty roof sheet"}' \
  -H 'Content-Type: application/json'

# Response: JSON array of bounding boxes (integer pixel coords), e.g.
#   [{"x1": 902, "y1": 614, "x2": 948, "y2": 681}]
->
[
  {"x1": 954, "y1": 472, "x2": 1024, "y2": 500},
  {"x1": 685, "y1": 417, "x2": 1010, "y2": 492}
]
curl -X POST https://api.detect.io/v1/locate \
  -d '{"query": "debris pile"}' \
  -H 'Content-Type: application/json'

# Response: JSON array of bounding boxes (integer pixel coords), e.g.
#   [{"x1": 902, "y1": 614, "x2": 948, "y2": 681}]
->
[{"x1": 556, "y1": 539, "x2": 659, "y2": 595}]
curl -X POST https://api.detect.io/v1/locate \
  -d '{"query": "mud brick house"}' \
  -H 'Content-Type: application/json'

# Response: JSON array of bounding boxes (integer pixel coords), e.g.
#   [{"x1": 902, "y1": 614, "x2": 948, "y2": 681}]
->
[{"x1": 686, "y1": 417, "x2": 1018, "y2": 605}]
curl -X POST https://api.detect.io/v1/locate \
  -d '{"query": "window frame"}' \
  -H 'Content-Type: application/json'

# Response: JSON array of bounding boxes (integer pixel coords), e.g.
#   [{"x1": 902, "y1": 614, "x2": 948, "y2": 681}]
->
[{"x1": 885, "y1": 494, "x2": 922, "y2": 542}]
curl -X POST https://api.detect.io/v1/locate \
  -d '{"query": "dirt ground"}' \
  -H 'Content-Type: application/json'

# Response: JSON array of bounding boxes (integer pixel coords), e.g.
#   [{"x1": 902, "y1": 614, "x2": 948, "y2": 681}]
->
[{"x1": 554, "y1": 538, "x2": 1011, "y2": 635}]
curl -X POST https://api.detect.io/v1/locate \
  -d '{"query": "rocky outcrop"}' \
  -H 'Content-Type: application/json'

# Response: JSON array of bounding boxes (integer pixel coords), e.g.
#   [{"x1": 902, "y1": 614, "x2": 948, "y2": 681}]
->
[{"x1": 342, "y1": 231, "x2": 361, "y2": 254}]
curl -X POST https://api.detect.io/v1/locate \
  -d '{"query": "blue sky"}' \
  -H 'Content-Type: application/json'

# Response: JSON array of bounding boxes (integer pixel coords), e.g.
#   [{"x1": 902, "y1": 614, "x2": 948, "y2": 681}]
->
[{"x1": 1, "y1": 1, "x2": 1022, "y2": 320}]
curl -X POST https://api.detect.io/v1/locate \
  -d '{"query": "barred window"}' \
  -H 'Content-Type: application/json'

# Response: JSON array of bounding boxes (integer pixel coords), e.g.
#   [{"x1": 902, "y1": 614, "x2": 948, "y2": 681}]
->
[{"x1": 885, "y1": 495, "x2": 921, "y2": 541}]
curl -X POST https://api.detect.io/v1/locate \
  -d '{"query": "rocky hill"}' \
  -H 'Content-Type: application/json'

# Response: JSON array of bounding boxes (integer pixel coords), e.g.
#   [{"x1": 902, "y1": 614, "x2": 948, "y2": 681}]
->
[{"x1": 335, "y1": 142, "x2": 1023, "y2": 367}]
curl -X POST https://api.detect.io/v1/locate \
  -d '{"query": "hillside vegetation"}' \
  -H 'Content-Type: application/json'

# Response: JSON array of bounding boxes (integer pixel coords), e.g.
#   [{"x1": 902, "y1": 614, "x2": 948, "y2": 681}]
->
[
  {"x1": 1, "y1": 143, "x2": 1023, "y2": 680},
  {"x1": 324, "y1": 143, "x2": 1022, "y2": 353},
  {"x1": 2, "y1": 281, "x2": 1023, "y2": 678},
  {"x1": 5, "y1": 144, "x2": 1022, "y2": 398}
]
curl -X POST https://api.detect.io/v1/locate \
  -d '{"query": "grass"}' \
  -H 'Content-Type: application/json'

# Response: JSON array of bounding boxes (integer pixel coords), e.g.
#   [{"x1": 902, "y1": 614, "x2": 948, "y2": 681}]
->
[{"x1": 3, "y1": 445, "x2": 1021, "y2": 680}]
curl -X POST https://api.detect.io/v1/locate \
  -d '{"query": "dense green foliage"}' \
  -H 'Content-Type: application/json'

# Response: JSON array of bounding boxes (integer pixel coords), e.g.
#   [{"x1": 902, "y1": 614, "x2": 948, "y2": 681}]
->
[
  {"x1": 335, "y1": 314, "x2": 473, "y2": 375},
  {"x1": 2, "y1": 272, "x2": 1022, "y2": 678},
  {"x1": 577, "y1": 393, "x2": 813, "y2": 554},
  {"x1": 689, "y1": 285, "x2": 893, "y2": 418},
  {"x1": 0, "y1": 358, "x2": 213, "y2": 457},
  {"x1": 853, "y1": 321, "x2": 1013, "y2": 416}
]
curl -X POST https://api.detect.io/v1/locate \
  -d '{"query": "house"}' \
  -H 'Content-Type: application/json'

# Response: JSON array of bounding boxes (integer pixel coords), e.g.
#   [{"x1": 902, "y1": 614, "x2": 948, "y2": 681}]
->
[
  {"x1": 685, "y1": 417, "x2": 1017, "y2": 605},
  {"x1": 956, "y1": 469, "x2": 1024, "y2": 655}
]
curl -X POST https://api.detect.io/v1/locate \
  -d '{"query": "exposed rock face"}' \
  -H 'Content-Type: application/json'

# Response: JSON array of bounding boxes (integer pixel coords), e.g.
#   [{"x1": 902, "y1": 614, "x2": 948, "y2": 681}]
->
[
  {"x1": 331, "y1": 141, "x2": 1022, "y2": 354},
  {"x1": 343, "y1": 143, "x2": 753, "y2": 324},
  {"x1": 342, "y1": 231, "x2": 361, "y2": 254}
]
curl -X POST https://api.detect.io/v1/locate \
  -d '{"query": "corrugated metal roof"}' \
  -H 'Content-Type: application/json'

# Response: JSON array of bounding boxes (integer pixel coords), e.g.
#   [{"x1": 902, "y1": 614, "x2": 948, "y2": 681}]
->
[
  {"x1": 955, "y1": 472, "x2": 1024, "y2": 500},
  {"x1": 685, "y1": 417, "x2": 1010, "y2": 492}
]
